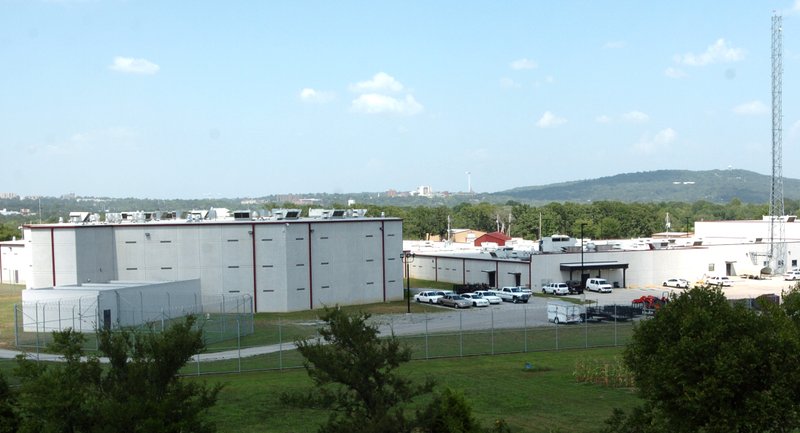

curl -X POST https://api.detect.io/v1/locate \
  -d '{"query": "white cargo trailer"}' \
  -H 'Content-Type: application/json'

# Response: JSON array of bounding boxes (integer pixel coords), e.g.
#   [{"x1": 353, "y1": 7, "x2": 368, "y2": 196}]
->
[{"x1": 547, "y1": 301, "x2": 584, "y2": 324}]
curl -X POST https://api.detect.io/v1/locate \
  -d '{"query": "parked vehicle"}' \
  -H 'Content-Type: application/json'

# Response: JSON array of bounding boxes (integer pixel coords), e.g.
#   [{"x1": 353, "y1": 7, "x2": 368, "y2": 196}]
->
[
  {"x1": 542, "y1": 283, "x2": 570, "y2": 295},
  {"x1": 566, "y1": 280, "x2": 584, "y2": 294},
  {"x1": 438, "y1": 294, "x2": 472, "y2": 309},
  {"x1": 473, "y1": 290, "x2": 502, "y2": 304},
  {"x1": 662, "y1": 278, "x2": 690, "y2": 288},
  {"x1": 493, "y1": 286, "x2": 531, "y2": 304},
  {"x1": 547, "y1": 301, "x2": 584, "y2": 324},
  {"x1": 585, "y1": 278, "x2": 613, "y2": 293},
  {"x1": 460, "y1": 292, "x2": 490, "y2": 307},
  {"x1": 705, "y1": 276, "x2": 733, "y2": 287},
  {"x1": 414, "y1": 290, "x2": 445, "y2": 304},
  {"x1": 785, "y1": 271, "x2": 800, "y2": 281}
]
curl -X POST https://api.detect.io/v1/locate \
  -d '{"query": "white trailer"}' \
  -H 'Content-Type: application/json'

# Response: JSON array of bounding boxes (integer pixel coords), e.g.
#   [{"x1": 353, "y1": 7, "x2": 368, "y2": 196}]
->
[{"x1": 547, "y1": 301, "x2": 584, "y2": 324}]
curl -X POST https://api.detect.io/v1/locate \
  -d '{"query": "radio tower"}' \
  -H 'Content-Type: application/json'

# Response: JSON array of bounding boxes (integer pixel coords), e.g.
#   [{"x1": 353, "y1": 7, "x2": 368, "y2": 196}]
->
[{"x1": 769, "y1": 12, "x2": 786, "y2": 274}]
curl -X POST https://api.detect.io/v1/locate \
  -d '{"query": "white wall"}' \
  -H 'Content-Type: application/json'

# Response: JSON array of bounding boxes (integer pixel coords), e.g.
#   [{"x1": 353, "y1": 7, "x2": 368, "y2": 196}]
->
[{"x1": 27, "y1": 218, "x2": 404, "y2": 313}]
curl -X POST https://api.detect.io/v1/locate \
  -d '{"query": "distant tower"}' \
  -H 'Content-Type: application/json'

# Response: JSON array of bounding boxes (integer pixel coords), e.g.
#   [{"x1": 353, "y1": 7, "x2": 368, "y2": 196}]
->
[
  {"x1": 466, "y1": 171, "x2": 472, "y2": 193},
  {"x1": 769, "y1": 12, "x2": 786, "y2": 274}
]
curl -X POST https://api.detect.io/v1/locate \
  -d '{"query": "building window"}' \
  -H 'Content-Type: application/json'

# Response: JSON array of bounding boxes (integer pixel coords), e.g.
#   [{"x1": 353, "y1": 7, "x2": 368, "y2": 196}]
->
[{"x1": 708, "y1": 263, "x2": 715, "y2": 272}]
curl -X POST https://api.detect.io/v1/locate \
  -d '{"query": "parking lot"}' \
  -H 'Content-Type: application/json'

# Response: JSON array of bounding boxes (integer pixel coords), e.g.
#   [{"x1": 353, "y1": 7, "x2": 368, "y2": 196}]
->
[{"x1": 381, "y1": 278, "x2": 796, "y2": 338}]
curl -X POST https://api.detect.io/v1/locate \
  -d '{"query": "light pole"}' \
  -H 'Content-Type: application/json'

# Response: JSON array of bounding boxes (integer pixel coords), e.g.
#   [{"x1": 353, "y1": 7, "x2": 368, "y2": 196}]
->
[
  {"x1": 580, "y1": 223, "x2": 586, "y2": 291},
  {"x1": 402, "y1": 251, "x2": 415, "y2": 313}
]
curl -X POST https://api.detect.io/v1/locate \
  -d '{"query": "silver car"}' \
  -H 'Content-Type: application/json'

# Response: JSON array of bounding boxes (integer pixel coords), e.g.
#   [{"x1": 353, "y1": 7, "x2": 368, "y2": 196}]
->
[{"x1": 438, "y1": 294, "x2": 472, "y2": 309}]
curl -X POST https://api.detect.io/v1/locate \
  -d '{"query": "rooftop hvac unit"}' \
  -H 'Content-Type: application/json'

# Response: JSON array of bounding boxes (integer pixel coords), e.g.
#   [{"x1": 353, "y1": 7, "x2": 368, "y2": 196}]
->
[
  {"x1": 349, "y1": 209, "x2": 367, "y2": 218},
  {"x1": 309, "y1": 209, "x2": 333, "y2": 218},
  {"x1": 271, "y1": 209, "x2": 301, "y2": 220},
  {"x1": 233, "y1": 210, "x2": 252, "y2": 220},
  {"x1": 68, "y1": 212, "x2": 91, "y2": 223},
  {"x1": 331, "y1": 209, "x2": 346, "y2": 218}
]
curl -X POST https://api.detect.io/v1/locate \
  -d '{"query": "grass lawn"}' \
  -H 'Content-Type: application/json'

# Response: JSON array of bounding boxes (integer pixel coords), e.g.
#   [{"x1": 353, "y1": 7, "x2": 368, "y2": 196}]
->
[
  {"x1": 196, "y1": 346, "x2": 639, "y2": 433},
  {"x1": 0, "y1": 283, "x2": 24, "y2": 348}
]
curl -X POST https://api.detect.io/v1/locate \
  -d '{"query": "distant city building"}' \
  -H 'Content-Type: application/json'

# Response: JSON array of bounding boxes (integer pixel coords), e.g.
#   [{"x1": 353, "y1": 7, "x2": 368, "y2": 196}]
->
[
  {"x1": 0, "y1": 193, "x2": 19, "y2": 199},
  {"x1": 411, "y1": 186, "x2": 433, "y2": 197}
]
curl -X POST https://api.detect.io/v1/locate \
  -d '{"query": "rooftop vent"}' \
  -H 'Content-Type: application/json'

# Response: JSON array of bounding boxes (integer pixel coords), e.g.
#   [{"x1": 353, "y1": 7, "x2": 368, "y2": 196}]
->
[{"x1": 233, "y1": 210, "x2": 252, "y2": 220}]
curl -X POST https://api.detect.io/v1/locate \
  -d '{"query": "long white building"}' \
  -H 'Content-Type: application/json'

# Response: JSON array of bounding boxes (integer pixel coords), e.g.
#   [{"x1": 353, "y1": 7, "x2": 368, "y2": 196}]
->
[
  {"x1": 406, "y1": 217, "x2": 800, "y2": 291},
  {"x1": 23, "y1": 212, "x2": 404, "y2": 313}
]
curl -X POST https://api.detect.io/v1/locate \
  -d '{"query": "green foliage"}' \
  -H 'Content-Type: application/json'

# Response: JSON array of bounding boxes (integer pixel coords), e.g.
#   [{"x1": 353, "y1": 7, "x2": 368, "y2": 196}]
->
[
  {"x1": 12, "y1": 316, "x2": 221, "y2": 433},
  {"x1": 290, "y1": 307, "x2": 435, "y2": 433},
  {"x1": 0, "y1": 373, "x2": 18, "y2": 433},
  {"x1": 0, "y1": 223, "x2": 20, "y2": 242},
  {"x1": 413, "y1": 388, "x2": 482, "y2": 433},
  {"x1": 605, "y1": 287, "x2": 800, "y2": 433}
]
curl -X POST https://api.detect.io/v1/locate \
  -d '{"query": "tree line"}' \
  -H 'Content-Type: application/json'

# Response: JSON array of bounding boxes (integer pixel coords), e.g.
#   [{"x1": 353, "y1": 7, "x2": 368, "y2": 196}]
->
[{"x1": 4, "y1": 198, "x2": 799, "y2": 243}]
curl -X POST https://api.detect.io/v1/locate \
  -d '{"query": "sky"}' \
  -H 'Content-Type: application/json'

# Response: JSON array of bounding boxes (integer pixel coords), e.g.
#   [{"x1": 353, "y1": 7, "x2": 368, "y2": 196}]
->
[{"x1": 2, "y1": 0, "x2": 800, "y2": 199}]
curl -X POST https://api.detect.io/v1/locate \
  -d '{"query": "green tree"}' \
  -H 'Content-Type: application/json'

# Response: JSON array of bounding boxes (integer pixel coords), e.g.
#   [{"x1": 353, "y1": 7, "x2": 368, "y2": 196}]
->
[
  {"x1": 604, "y1": 287, "x2": 800, "y2": 433},
  {"x1": 13, "y1": 316, "x2": 221, "y2": 433},
  {"x1": 413, "y1": 388, "x2": 482, "y2": 433},
  {"x1": 289, "y1": 307, "x2": 434, "y2": 433}
]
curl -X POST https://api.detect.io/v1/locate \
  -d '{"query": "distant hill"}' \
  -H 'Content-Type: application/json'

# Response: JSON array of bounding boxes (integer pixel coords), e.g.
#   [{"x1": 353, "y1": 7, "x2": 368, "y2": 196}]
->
[{"x1": 494, "y1": 169, "x2": 800, "y2": 204}]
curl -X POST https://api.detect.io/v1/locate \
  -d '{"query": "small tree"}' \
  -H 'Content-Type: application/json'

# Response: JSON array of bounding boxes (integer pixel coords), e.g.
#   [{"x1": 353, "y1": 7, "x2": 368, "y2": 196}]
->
[
  {"x1": 413, "y1": 387, "x2": 482, "y2": 433},
  {"x1": 13, "y1": 316, "x2": 221, "y2": 433},
  {"x1": 290, "y1": 307, "x2": 434, "y2": 433}
]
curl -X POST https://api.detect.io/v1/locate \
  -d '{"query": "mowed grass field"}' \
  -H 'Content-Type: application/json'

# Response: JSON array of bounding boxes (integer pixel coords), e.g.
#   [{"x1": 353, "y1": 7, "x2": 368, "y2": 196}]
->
[
  {"x1": 196, "y1": 347, "x2": 639, "y2": 433},
  {"x1": 2, "y1": 279, "x2": 642, "y2": 432}
]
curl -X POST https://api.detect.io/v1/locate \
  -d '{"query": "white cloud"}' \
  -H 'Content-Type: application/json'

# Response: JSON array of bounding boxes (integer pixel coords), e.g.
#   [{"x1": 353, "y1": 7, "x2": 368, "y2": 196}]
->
[
  {"x1": 349, "y1": 72, "x2": 404, "y2": 93},
  {"x1": 603, "y1": 41, "x2": 626, "y2": 49},
  {"x1": 536, "y1": 111, "x2": 566, "y2": 128},
  {"x1": 510, "y1": 58, "x2": 538, "y2": 70},
  {"x1": 664, "y1": 67, "x2": 687, "y2": 79},
  {"x1": 351, "y1": 93, "x2": 423, "y2": 115},
  {"x1": 299, "y1": 88, "x2": 334, "y2": 103},
  {"x1": 633, "y1": 128, "x2": 676, "y2": 154},
  {"x1": 675, "y1": 39, "x2": 744, "y2": 66},
  {"x1": 733, "y1": 100, "x2": 768, "y2": 115},
  {"x1": 499, "y1": 77, "x2": 521, "y2": 89},
  {"x1": 622, "y1": 111, "x2": 650, "y2": 123},
  {"x1": 595, "y1": 115, "x2": 612, "y2": 124},
  {"x1": 109, "y1": 56, "x2": 160, "y2": 75},
  {"x1": 35, "y1": 127, "x2": 137, "y2": 155}
]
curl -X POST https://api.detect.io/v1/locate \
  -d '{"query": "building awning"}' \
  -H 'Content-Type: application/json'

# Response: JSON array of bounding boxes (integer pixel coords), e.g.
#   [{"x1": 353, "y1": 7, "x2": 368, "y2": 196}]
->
[{"x1": 559, "y1": 261, "x2": 629, "y2": 272}]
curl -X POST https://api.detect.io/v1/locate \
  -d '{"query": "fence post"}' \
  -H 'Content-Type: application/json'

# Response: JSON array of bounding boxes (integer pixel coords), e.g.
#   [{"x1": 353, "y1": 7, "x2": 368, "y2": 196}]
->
[
  {"x1": 585, "y1": 304, "x2": 589, "y2": 349},
  {"x1": 523, "y1": 305, "x2": 528, "y2": 353},
  {"x1": 13, "y1": 304, "x2": 19, "y2": 347},
  {"x1": 424, "y1": 312, "x2": 429, "y2": 360},
  {"x1": 490, "y1": 307, "x2": 495, "y2": 355},
  {"x1": 78, "y1": 297, "x2": 82, "y2": 332},
  {"x1": 58, "y1": 300, "x2": 62, "y2": 331},
  {"x1": 35, "y1": 302, "x2": 40, "y2": 360},
  {"x1": 555, "y1": 317, "x2": 559, "y2": 351},
  {"x1": 614, "y1": 304, "x2": 618, "y2": 346},
  {"x1": 459, "y1": 310, "x2": 463, "y2": 358},
  {"x1": 196, "y1": 353, "x2": 200, "y2": 376},
  {"x1": 237, "y1": 319, "x2": 241, "y2": 373},
  {"x1": 278, "y1": 320, "x2": 283, "y2": 370}
]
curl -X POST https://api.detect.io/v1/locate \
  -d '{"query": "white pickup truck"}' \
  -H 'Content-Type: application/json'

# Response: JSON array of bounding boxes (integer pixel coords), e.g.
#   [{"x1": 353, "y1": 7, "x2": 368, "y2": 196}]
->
[{"x1": 493, "y1": 286, "x2": 531, "y2": 304}]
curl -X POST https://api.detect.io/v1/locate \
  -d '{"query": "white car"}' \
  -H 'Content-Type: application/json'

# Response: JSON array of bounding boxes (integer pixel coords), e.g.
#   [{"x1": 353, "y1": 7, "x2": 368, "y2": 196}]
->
[
  {"x1": 586, "y1": 278, "x2": 613, "y2": 293},
  {"x1": 472, "y1": 290, "x2": 502, "y2": 304},
  {"x1": 785, "y1": 271, "x2": 800, "y2": 281},
  {"x1": 705, "y1": 276, "x2": 733, "y2": 287},
  {"x1": 460, "y1": 293, "x2": 490, "y2": 307},
  {"x1": 662, "y1": 278, "x2": 690, "y2": 288},
  {"x1": 542, "y1": 283, "x2": 570, "y2": 295},
  {"x1": 413, "y1": 290, "x2": 446, "y2": 304}
]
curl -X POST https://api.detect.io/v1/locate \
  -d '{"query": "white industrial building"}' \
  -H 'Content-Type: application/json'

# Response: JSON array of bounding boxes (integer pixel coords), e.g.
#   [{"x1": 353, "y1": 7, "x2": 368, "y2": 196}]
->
[
  {"x1": 21, "y1": 280, "x2": 203, "y2": 332},
  {"x1": 0, "y1": 238, "x2": 27, "y2": 285},
  {"x1": 406, "y1": 217, "x2": 800, "y2": 291},
  {"x1": 23, "y1": 210, "x2": 404, "y2": 313}
]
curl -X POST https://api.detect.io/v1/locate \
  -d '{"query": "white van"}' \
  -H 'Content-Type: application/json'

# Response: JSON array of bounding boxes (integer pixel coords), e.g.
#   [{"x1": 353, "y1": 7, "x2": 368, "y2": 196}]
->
[
  {"x1": 586, "y1": 278, "x2": 613, "y2": 293},
  {"x1": 547, "y1": 301, "x2": 584, "y2": 324}
]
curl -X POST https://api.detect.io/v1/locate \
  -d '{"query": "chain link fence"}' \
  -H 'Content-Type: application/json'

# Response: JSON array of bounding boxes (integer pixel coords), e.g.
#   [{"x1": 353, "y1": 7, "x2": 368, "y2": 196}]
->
[{"x1": 12, "y1": 294, "x2": 254, "y2": 352}]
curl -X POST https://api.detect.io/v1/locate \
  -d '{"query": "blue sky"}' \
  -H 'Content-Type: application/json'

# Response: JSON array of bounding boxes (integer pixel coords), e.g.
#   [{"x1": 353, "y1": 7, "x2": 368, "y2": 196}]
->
[{"x1": 2, "y1": 0, "x2": 800, "y2": 199}]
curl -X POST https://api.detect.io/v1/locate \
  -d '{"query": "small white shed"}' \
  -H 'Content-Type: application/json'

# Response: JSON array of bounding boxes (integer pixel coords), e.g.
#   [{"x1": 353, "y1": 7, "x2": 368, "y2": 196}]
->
[{"x1": 21, "y1": 279, "x2": 202, "y2": 332}]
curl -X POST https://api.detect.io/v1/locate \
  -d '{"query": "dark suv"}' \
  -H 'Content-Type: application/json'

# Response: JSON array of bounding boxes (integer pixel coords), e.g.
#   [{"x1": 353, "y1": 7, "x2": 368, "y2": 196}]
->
[{"x1": 566, "y1": 280, "x2": 584, "y2": 294}]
